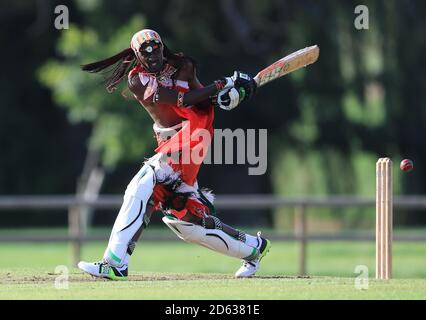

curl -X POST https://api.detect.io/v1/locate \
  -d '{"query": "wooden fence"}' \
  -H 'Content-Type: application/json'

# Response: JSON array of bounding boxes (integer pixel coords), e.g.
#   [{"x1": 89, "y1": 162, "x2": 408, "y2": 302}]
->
[{"x1": 1, "y1": 195, "x2": 426, "y2": 275}]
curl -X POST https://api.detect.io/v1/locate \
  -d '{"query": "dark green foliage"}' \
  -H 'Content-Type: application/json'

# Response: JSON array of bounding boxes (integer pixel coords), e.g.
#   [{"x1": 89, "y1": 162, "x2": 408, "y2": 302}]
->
[{"x1": 2, "y1": 0, "x2": 426, "y2": 226}]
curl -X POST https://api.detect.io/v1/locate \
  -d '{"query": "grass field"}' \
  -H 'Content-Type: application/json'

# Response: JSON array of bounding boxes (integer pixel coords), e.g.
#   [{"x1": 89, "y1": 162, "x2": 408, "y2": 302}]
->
[{"x1": 0, "y1": 241, "x2": 425, "y2": 299}]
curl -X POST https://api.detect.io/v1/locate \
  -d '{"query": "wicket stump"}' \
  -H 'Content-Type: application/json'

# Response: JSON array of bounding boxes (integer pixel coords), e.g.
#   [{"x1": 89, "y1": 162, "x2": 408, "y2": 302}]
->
[{"x1": 376, "y1": 158, "x2": 393, "y2": 280}]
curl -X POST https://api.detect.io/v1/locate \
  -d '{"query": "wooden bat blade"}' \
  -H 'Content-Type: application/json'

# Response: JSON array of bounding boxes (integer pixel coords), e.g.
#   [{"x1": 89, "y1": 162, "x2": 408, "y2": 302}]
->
[{"x1": 254, "y1": 45, "x2": 319, "y2": 87}]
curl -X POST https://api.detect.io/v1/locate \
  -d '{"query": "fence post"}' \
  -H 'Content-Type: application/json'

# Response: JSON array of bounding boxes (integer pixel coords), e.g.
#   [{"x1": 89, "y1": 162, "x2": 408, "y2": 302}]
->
[
  {"x1": 295, "y1": 205, "x2": 307, "y2": 276},
  {"x1": 68, "y1": 205, "x2": 81, "y2": 266}
]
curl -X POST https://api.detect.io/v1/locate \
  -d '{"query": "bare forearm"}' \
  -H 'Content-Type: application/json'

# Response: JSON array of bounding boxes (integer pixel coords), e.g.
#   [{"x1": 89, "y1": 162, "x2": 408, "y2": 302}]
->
[
  {"x1": 155, "y1": 82, "x2": 220, "y2": 107},
  {"x1": 129, "y1": 73, "x2": 230, "y2": 108},
  {"x1": 183, "y1": 84, "x2": 218, "y2": 106}
]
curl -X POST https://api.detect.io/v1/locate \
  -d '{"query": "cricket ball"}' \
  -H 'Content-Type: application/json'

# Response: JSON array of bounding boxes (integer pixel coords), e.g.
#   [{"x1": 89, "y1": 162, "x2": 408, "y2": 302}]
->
[{"x1": 400, "y1": 159, "x2": 414, "y2": 172}]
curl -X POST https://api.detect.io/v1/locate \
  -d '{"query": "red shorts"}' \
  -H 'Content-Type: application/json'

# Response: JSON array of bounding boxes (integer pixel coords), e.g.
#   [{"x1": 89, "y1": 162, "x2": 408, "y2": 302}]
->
[{"x1": 151, "y1": 105, "x2": 215, "y2": 219}]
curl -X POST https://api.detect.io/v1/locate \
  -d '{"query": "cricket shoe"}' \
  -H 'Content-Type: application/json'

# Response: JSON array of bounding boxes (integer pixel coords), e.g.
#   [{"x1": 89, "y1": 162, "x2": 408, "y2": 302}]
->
[
  {"x1": 235, "y1": 232, "x2": 271, "y2": 278},
  {"x1": 78, "y1": 260, "x2": 128, "y2": 281}
]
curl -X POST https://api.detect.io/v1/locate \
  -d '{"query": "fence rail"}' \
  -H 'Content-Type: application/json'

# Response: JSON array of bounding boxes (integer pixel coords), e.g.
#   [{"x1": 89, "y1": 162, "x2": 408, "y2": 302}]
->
[
  {"x1": 2, "y1": 195, "x2": 426, "y2": 209},
  {"x1": 1, "y1": 195, "x2": 426, "y2": 275}
]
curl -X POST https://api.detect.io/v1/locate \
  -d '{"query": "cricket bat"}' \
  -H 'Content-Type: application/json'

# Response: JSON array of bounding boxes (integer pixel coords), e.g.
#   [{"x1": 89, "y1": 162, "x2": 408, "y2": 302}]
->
[{"x1": 253, "y1": 45, "x2": 320, "y2": 87}]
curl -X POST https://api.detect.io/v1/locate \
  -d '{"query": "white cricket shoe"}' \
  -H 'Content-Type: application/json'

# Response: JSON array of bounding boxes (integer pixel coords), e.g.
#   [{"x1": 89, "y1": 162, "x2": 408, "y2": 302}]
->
[
  {"x1": 235, "y1": 232, "x2": 271, "y2": 278},
  {"x1": 78, "y1": 260, "x2": 128, "y2": 281}
]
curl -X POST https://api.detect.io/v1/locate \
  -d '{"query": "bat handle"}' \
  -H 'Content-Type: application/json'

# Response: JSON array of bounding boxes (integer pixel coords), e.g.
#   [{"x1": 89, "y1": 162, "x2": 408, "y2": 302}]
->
[{"x1": 253, "y1": 75, "x2": 261, "y2": 87}]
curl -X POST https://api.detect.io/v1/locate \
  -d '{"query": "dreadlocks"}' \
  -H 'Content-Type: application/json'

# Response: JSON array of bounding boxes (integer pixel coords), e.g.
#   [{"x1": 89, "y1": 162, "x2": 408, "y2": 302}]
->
[{"x1": 81, "y1": 48, "x2": 136, "y2": 93}]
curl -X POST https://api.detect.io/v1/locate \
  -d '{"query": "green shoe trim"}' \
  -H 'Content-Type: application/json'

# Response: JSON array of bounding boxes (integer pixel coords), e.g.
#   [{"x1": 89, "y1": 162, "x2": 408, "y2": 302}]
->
[
  {"x1": 259, "y1": 239, "x2": 272, "y2": 261},
  {"x1": 108, "y1": 269, "x2": 128, "y2": 281}
]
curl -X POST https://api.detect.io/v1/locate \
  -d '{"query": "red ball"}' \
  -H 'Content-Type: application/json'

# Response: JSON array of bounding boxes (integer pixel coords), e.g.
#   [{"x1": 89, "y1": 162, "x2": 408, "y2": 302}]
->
[{"x1": 400, "y1": 159, "x2": 414, "y2": 172}]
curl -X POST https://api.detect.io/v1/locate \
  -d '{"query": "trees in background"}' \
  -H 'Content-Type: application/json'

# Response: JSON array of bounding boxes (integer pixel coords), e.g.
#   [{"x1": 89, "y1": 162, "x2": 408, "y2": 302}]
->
[{"x1": 2, "y1": 0, "x2": 426, "y2": 226}]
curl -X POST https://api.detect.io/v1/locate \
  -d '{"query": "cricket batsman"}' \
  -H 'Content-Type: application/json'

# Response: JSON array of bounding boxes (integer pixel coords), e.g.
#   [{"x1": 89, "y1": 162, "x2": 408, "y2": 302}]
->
[{"x1": 78, "y1": 29, "x2": 271, "y2": 280}]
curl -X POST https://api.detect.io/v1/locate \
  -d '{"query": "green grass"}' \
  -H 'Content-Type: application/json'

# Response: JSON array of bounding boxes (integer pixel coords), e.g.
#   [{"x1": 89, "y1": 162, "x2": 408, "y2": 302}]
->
[
  {"x1": 0, "y1": 241, "x2": 425, "y2": 299},
  {"x1": 1, "y1": 272, "x2": 425, "y2": 299}
]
